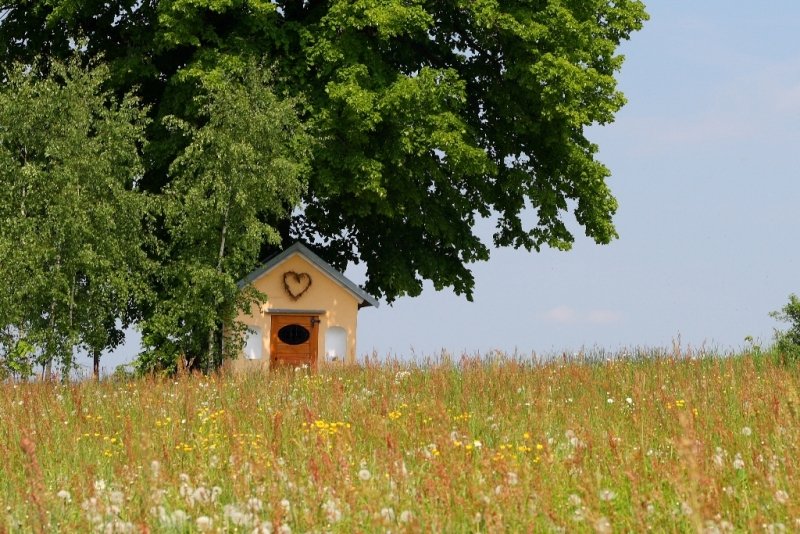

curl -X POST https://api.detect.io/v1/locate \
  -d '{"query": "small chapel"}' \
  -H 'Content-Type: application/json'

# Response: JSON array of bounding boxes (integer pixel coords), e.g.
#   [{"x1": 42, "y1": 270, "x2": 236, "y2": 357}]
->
[{"x1": 231, "y1": 242, "x2": 378, "y2": 371}]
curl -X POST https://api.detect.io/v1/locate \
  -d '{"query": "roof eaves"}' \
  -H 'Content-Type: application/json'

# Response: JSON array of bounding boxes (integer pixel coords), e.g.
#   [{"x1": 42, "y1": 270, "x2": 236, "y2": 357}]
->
[{"x1": 237, "y1": 242, "x2": 380, "y2": 308}]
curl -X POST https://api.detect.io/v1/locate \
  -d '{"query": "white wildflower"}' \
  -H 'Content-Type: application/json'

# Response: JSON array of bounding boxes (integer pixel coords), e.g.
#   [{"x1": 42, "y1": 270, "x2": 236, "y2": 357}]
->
[
  {"x1": 322, "y1": 499, "x2": 342, "y2": 523},
  {"x1": 94, "y1": 480, "x2": 107, "y2": 493},
  {"x1": 775, "y1": 490, "x2": 789, "y2": 504},
  {"x1": 248, "y1": 497, "x2": 263, "y2": 512},
  {"x1": 196, "y1": 516, "x2": 213, "y2": 532},
  {"x1": 506, "y1": 472, "x2": 519, "y2": 486},
  {"x1": 277, "y1": 524, "x2": 292, "y2": 534},
  {"x1": 57, "y1": 490, "x2": 72, "y2": 503},
  {"x1": 599, "y1": 489, "x2": 616, "y2": 502},
  {"x1": 733, "y1": 453, "x2": 745, "y2": 470},
  {"x1": 380, "y1": 507, "x2": 395, "y2": 523},
  {"x1": 713, "y1": 447, "x2": 725, "y2": 468},
  {"x1": 358, "y1": 468, "x2": 371, "y2": 481},
  {"x1": 741, "y1": 426, "x2": 753, "y2": 437},
  {"x1": 594, "y1": 516, "x2": 612, "y2": 534},
  {"x1": 280, "y1": 498, "x2": 291, "y2": 513},
  {"x1": 150, "y1": 460, "x2": 160, "y2": 477},
  {"x1": 568, "y1": 494, "x2": 582, "y2": 506},
  {"x1": 399, "y1": 510, "x2": 414, "y2": 523},
  {"x1": 680, "y1": 501, "x2": 693, "y2": 516}
]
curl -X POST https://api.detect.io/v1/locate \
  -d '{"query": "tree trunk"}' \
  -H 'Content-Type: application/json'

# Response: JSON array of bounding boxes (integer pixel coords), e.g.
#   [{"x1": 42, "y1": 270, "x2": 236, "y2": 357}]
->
[
  {"x1": 92, "y1": 349, "x2": 101, "y2": 380},
  {"x1": 207, "y1": 198, "x2": 231, "y2": 372}
]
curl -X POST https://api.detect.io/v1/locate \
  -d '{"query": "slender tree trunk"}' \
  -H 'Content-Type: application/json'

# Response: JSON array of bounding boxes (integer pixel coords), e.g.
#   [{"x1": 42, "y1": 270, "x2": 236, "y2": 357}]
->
[
  {"x1": 207, "y1": 199, "x2": 231, "y2": 372},
  {"x1": 92, "y1": 348, "x2": 101, "y2": 380}
]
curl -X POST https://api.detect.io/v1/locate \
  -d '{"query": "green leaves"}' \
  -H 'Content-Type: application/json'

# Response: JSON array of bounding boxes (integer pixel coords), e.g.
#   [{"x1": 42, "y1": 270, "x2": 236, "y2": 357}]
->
[
  {"x1": 0, "y1": 57, "x2": 149, "y2": 377},
  {"x1": 138, "y1": 62, "x2": 311, "y2": 372}
]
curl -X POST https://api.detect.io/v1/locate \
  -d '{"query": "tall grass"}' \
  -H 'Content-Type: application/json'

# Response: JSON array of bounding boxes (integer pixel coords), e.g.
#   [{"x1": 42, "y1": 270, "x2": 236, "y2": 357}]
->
[{"x1": 1, "y1": 351, "x2": 798, "y2": 532}]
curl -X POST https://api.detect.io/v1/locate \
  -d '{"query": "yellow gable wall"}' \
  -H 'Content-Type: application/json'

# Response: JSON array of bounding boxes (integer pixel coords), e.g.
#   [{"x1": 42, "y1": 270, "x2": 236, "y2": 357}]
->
[{"x1": 232, "y1": 253, "x2": 361, "y2": 370}]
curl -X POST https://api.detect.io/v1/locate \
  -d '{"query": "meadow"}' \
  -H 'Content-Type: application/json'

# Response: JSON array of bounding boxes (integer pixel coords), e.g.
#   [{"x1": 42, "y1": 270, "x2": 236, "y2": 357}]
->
[{"x1": 1, "y1": 351, "x2": 799, "y2": 533}]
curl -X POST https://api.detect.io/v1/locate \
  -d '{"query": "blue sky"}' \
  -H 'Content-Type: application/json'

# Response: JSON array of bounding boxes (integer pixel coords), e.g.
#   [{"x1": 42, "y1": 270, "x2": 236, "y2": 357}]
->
[
  {"x1": 353, "y1": 1, "x2": 800, "y2": 358},
  {"x1": 102, "y1": 1, "x2": 800, "y2": 371}
]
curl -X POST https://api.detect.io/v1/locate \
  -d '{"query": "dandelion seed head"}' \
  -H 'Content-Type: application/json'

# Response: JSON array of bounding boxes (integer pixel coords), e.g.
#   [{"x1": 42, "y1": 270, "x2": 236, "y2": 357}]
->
[
  {"x1": 594, "y1": 516, "x2": 612, "y2": 534},
  {"x1": 195, "y1": 516, "x2": 213, "y2": 531}
]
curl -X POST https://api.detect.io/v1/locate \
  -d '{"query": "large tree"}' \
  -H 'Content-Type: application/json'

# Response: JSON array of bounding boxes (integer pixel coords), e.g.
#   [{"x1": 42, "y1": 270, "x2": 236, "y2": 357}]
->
[
  {"x1": 0, "y1": 58, "x2": 149, "y2": 379},
  {"x1": 0, "y1": 1, "x2": 647, "y2": 299}
]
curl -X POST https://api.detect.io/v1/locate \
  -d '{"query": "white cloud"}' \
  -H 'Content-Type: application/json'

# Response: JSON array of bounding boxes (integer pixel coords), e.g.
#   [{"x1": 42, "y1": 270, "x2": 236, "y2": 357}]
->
[{"x1": 542, "y1": 305, "x2": 578, "y2": 323}]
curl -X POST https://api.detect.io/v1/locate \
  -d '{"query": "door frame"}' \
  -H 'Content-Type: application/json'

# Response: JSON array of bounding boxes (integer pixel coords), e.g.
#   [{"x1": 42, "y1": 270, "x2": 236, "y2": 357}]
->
[{"x1": 268, "y1": 312, "x2": 321, "y2": 371}]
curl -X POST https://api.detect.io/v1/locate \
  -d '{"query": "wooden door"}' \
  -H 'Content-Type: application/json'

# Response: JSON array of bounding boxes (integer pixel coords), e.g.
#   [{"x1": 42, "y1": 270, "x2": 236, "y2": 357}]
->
[{"x1": 270, "y1": 314, "x2": 319, "y2": 370}]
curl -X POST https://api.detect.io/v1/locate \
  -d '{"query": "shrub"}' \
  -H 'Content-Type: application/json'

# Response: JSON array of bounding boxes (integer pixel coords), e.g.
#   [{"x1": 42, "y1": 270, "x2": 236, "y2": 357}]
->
[{"x1": 770, "y1": 293, "x2": 800, "y2": 363}]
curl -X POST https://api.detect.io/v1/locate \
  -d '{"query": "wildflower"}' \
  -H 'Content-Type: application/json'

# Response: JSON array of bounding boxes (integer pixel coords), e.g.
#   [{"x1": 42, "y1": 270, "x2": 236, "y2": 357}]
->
[
  {"x1": 626, "y1": 397, "x2": 634, "y2": 405},
  {"x1": 358, "y1": 468, "x2": 372, "y2": 481},
  {"x1": 196, "y1": 516, "x2": 213, "y2": 532},
  {"x1": 94, "y1": 480, "x2": 106, "y2": 493},
  {"x1": 680, "y1": 501, "x2": 693, "y2": 516},
  {"x1": 399, "y1": 510, "x2": 414, "y2": 524},
  {"x1": 248, "y1": 497, "x2": 263, "y2": 512},
  {"x1": 741, "y1": 426, "x2": 753, "y2": 437},
  {"x1": 775, "y1": 490, "x2": 789, "y2": 504},
  {"x1": 599, "y1": 489, "x2": 616, "y2": 502},
  {"x1": 277, "y1": 525, "x2": 292, "y2": 534},
  {"x1": 380, "y1": 507, "x2": 395, "y2": 523},
  {"x1": 56, "y1": 490, "x2": 71, "y2": 503},
  {"x1": 507, "y1": 472, "x2": 519, "y2": 486},
  {"x1": 280, "y1": 498, "x2": 291, "y2": 513},
  {"x1": 594, "y1": 516, "x2": 612, "y2": 534},
  {"x1": 713, "y1": 447, "x2": 725, "y2": 467},
  {"x1": 150, "y1": 460, "x2": 161, "y2": 478},
  {"x1": 473, "y1": 440, "x2": 483, "y2": 449},
  {"x1": 607, "y1": 398, "x2": 614, "y2": 404},
  {"x1": 572, "y1": 507, "x2": 585, "y2": 522},
  {"x1": 323, "y1": 499, "x2": 342, "y2": 523},
  {"x1": 568, "y1": 494, "x2": 582, "y2": 506},
  {"x1": 733, "y1": 453, "x2": 745, "y2": 470}
]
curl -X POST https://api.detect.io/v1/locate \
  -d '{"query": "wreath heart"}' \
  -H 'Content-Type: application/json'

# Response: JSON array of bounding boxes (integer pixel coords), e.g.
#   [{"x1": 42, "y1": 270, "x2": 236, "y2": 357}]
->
[{"x1": 283, "y1": 271, "x2": 312, "y2": 300}]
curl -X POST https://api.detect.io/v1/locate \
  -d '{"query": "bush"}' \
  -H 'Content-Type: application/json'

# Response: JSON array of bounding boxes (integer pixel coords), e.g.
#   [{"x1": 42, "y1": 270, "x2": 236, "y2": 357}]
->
[{"x1": 770, "y1": 294, "x2": 800, "y2": 363}]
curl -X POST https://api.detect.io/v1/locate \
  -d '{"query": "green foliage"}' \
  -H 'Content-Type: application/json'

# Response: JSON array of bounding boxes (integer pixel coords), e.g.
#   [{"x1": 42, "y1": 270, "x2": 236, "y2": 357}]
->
[
  {"x1": 0, "y1": 0, "x2": 649, "y2": 303},
  {"x1": 0, "y1": 56, "x2": 149, "y2": 377},
  {"x1": 136, "y1": 63, "x2": 312, "y2": 374},
  {"x1": 770, "y1": 293, "x2": 800, "y2": 363}
]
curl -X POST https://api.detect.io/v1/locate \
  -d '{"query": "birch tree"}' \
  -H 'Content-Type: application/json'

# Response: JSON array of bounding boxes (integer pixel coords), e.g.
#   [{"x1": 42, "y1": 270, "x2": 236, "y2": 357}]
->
[{"x1": 0, "y1": 58, "x2": 148, "y2": 379}]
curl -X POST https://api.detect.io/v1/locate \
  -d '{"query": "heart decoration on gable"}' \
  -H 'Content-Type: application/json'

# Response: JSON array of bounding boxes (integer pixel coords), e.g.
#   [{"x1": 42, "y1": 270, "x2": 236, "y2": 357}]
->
[{"x1": 282, "y1": 271, "x2": 312, "y2": 300}]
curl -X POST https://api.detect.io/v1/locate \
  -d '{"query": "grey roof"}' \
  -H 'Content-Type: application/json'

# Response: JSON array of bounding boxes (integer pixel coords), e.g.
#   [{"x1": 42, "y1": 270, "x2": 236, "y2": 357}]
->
[{"x1": 238, "y1": 242, "x2": 379, "y2": 309}]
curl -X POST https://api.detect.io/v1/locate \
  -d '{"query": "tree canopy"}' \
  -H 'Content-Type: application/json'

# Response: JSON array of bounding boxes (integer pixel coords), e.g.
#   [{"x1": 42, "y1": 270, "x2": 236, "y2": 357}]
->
[
  {"x1": 0, "y1": 58, "x2": 149, "y2": 378},
  {"x1": 1, "y1": 1, "x2": 647, "y2": 298}
]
